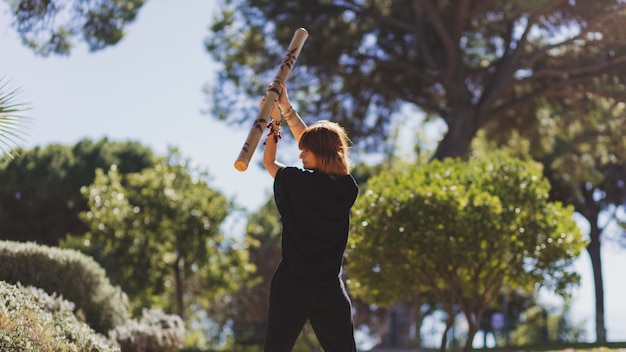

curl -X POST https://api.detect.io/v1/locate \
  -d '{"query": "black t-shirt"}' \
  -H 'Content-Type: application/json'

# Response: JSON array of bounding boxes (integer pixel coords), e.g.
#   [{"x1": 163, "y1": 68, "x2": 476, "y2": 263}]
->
[{"x1": 274, "y1": 167, "x2": 359, "y2": 283}]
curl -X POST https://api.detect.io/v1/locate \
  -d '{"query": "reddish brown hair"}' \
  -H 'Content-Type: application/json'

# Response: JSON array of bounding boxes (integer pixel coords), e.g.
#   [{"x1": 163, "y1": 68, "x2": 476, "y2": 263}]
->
[{"x1": 298, "y1": 120, "x2": 352, "y2": 176}]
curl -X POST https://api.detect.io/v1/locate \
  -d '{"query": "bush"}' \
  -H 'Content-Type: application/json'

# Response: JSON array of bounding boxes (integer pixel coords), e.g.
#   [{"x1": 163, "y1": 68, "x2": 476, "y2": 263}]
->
[
  {"x1": 0, "y1": 281, "x2": 120, "y2": 351},
  {"x1": 109, "y1": 308, "x2": 185, "y2": 352},
  {"x1": 0, "y1": 240, "x2": 129, "y2": 333}
]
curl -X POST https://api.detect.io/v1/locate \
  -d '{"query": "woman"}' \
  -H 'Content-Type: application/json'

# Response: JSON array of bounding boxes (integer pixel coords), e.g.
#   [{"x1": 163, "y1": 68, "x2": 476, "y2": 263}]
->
[{"x1": 262, "y1": 83, "x2": 359, "y2": 352}]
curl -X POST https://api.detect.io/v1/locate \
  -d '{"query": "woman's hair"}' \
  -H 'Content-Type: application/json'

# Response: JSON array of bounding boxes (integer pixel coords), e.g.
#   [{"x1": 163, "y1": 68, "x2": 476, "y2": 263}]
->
[{"x1": 298, "y1": 120, "x2": 352, "y2": 176}]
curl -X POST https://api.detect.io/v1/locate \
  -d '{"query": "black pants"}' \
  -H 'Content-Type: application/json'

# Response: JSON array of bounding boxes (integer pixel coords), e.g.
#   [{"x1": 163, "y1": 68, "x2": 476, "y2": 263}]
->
[{"x1": 264, "y1": 262, "x2": 357, "y2": 352}]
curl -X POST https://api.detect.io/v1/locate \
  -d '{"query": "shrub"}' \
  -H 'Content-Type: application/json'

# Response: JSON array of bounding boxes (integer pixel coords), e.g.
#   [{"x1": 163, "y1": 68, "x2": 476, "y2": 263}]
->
[
  {"x1": 109, "y1": 308, "x2": 185, "y2": 352},
  {"x1": 0, "y1": 281, "x2": 120, "y2": 351},
  {"x1": 0, "y1": 240, "x2": 129, "y2": 333}
]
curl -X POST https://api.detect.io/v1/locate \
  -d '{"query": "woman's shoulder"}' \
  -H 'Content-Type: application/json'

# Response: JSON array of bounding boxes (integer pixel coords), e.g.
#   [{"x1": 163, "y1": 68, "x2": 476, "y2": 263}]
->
[
  {"x1": 276, "y1": 166, "x2": 313, "y2": 183},
  {"x1": 277, "y1": 166, "x2": 312, "y2": 177}
]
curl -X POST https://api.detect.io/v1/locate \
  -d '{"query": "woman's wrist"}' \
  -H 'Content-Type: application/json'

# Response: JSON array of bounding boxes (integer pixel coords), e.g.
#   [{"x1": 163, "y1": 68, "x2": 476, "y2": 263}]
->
[
  {"x1": 282, "y1": 106, "x2": 296, "y2": 120},
  {"x1": 263, "y1": 120, "x2": 282, "y2": 145}
]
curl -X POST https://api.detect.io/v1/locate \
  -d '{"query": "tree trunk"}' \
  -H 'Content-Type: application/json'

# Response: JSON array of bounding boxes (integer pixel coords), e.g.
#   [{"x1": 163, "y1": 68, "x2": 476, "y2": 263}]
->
[
  {"x1": 546, "y1": 172, "x2": 609, "y2": 344},
  {"x1": 439, "y1": 309, "x2": 456, "y2": 352},
  {"x1": 461, "y1": 305, "x2": 482, "y2": 352},
  {"x1": 463, "y1": 325, "x2": 479, "y2": 352},
  {"x1": 174, "y1": 256, "x2": 185, "y2": 320},
  {"x1": 586, "y1": 217, "x2": 607, "y2": 343},
  {"x1": 432, "y1": 113, "x2": 478, "y2": 160},
  {"x1": 413, "y1": 298, "x2": 426, "y2": 349},
  {"x1": 380, "y1": 299, "x2": 419, "y2": 348},
  {"x1": 440, "y1": 323, "x2": 450, "y2": 352}
]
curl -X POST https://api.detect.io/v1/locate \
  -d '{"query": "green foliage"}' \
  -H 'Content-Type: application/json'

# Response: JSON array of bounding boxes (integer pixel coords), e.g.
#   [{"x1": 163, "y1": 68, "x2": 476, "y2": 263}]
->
[
  {"x1": 65, "y1": 152, "x2": 251, "y2": 323},
  {"x1": 246, "y1": 196, "x2": 282, "y2": 248},
  {"x1": 0, "y1": 240, "x2": 130, "y2": 334},
  {"x1": 109, "y1": 308, "x2": 185, "y2": 352},
  {"x1": 0, "y1": 138, "x2": 155, "y2": 245},
  {"x1": 509, "y1": 304, "x2": 586, "y2": 346},
  {"x1": 6, "y1": 0, "x2": 146, "y2": 56},
  {"x1": 480, "y1": 95, "x2": 626, "y2": 342},
  {"x1": 484, "y1": 96, "x2": 626, "y2": 211},
  {"x1": 345, "y1": 151, "x2": 586, "y2": 349},
  {"x1": 207, "y1": 0, "x2": 626, "y2": 157},
  {"x1": 351, "y1": 161, "x2": 390, "y2": 191},
  {"x1": 0, "y1": 281, "x2": 120, "y2": 352}
]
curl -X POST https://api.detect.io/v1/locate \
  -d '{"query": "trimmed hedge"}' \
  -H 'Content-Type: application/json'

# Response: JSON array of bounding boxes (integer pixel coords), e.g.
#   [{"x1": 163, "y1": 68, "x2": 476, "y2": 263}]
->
[
  {"x1": 0, "y1": 281, "x2": 120, "y2": 351},
  {"x1": 0, "y1": 240, "x2": 129, "y2": 333},
  {"x1": 0, "y1": 240, "x2": 186, "y2": 351},
  {"x1": 110, "y1": 308, "x2": 185, "y2": 352}
]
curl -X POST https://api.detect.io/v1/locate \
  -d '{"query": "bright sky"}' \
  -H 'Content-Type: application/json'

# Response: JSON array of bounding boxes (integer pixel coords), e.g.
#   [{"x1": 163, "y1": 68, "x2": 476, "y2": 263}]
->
[
  {"x1": 1, "y1": 0, "x2": 624, "y2": 343},
  {"x1": 0, "y1": 0, "x2": 272, "y2": 213}
]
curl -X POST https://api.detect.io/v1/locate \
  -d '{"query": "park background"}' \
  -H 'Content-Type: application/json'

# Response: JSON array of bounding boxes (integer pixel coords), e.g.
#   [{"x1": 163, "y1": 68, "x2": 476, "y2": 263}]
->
[{"x1": 1, "y1": 0, "x2": 625, "y2": 344}]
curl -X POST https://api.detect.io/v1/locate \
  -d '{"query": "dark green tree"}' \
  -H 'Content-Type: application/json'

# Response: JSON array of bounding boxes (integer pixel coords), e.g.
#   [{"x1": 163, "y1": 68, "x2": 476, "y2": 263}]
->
[
  {"x1": 0, "y1": 138, "x2": 154, "y2": 245},
  {"x1": 65, "y1": 151, "x2": 251, "y2": 327},
  {"x1": 2, "y1": 0, "x2": 145, "y2": 56},
  {"x1": 346, "y1": 151, "x2": 586, "y2": 352}
]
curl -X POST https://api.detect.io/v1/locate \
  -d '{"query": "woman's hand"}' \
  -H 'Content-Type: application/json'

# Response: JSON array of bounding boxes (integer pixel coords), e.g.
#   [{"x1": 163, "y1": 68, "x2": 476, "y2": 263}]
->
[
  {"x1": 275, "y1": 83, "x2": 292, "y2": 112},
  {"x1": 262, "y1": 82, "x2": 291, "y2": 112}
]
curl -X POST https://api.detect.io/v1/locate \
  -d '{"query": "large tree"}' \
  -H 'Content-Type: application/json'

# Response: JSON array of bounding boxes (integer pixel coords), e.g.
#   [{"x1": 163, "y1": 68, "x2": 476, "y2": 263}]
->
[
  {"x1": 206, "y1": 0, "x2": 626, "y2": 157},
  {"x1": 0, "y1": 138, "x2": 154, "y2": 245},
  {"x1": 346, "y1": 151, "x2": 586, "y2": 351},
  {"x1": 538, "y1": 103, "x2": 625, "y2": 344},
  {"x1": 205, "y1": 0, "x2": 626, "y2": 342},
  {"x1": 2, "y1": 0, "x2": 145, "y2": 56},
  {"x1": 482, "y1": 96, "x2": 626, "y2": 343}
]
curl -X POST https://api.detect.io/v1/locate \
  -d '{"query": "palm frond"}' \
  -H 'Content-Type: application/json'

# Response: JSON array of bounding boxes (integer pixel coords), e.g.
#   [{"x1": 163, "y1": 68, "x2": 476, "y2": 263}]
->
[{"x1": 0, "y1": 77, "x2": 32, "y2": 159}]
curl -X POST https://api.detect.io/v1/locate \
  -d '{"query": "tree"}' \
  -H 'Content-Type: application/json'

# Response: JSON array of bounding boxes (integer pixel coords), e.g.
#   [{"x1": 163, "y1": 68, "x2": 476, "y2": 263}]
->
[
  {"x1": 509, "y1": 301, "x2": 586, "y2": 346},
  {"x1": 535, "y1": 104, "x2": 625, "y2": 344},
  {"x1": 345, "y1": 151, "x2": 586, "y2": 352},
  {"x1": 352, "y1": 161, "x2": 440, "y2": 349},
  {"x1": 2, "y1": 0, "x2": 145, "y2": 56},
  {"x1": 206, "y1": 1, "x2": 626, "y2": 343},
  {"x1": 0, "y1": 138, "x2": 154, "y2": 245},
  {"x1": 206, "y1": 0, "x2": 626, "y2": 157},
  {"x1": 481, "y1": 96, "x2": 626, "y2": 342},
  {"x1": 64, "y1": 151, "x2": 251, "y2": 326}
]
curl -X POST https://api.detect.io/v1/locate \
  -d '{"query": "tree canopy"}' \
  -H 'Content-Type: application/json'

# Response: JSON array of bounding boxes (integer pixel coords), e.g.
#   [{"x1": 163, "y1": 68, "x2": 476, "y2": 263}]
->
[
  {"x1": 345, "y1": 151, "x2": 586, "y2": 351},
  {"x1": 480, "y1": 93, "x2": 626, "y2": 342},
  {"x1": 64, "y1": 152, "x2": 251, "y2": 323},
  {"x1": 206, "y1": 0, "x2": 626, "y2": 158},
  {"x1": 0, "y1": 138, "x2": 155, "y2": 245},
  {"x1": 3, "y1": 0, "x2": 145, "y2": 56}
]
